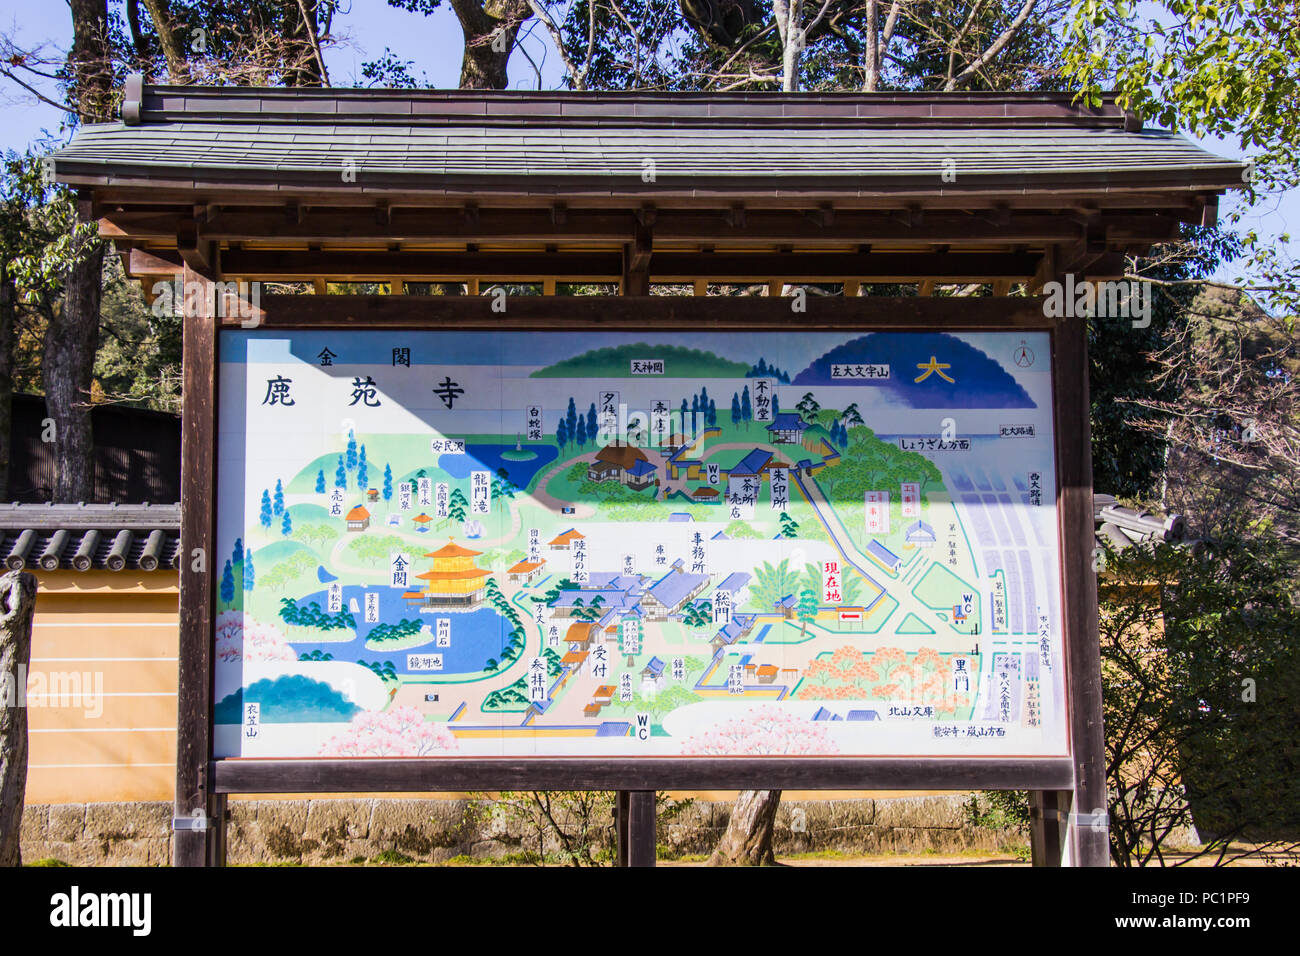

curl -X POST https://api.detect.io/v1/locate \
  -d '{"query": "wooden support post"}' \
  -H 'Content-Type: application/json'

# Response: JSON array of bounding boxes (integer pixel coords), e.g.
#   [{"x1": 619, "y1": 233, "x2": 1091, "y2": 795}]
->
[
  {"x1": 627, "y1": 790, "x2": 657, "y2": 867},
  {"x1": 608, "y1": 267, "x2": 657, "y2": 866},
  {"x1": 1049, "y1": 307, "x2": 1109, "y2": 867},
  {"x1": 615, "y1": 790, "x2": 656, "y2": 867},
  {"x1": 622, "y1": 222, "x2": 652, "y2": 296},
  {"x1": 174, "y1": 262, "x2": 222, "y2": 867},
  {"x1": 615, "y1": 790, "x2": 629, "y2": 865},
  {"x1": 844, "y1": 279, "x2": 861, "y2": 297},
  {"x1": 1029, "y1": 790, "x2": 1065, "y2": 866},
  {"x1": 208, "y1": 792, "x2": 229, "y2": 866},
  {"x1": 693, "y1": 279, "x2": 707, "y2": 297}
]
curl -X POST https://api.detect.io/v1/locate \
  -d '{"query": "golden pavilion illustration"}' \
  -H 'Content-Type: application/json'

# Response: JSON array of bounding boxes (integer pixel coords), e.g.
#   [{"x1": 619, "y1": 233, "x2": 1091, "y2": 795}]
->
[{"x1": 414, "y1": 538, "x2": 491, "y2": 609}]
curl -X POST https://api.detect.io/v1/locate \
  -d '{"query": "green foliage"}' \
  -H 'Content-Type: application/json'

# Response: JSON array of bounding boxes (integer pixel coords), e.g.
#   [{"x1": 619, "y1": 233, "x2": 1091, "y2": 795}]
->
[
  {"x1": 748, "y1": 558, "x2": 802, "y2": 611},
  {"x1": 293, "y1": 523, "x2": 337, "y2": 551},
  {"x1": 722, "y1": 518, "x2": 763, "y2": 539},
  {"x1": 260, "y1": 550, "x2": 318, "y2": 592},
  {"x1": 1099, "y1": 536, "x2": 1300, "y2": 865},
  {"x1": 796, "y1": 588, "x2": 820, "y2": 628},
  {"x1": 278, "y1": 597, "x2": 355, "y2": 632},
  {"x1": 369, "y1": 849, "x2": 416, "y2": 865},
  {"x1": 817, "y1": 426, "x2": 943, "y2": 502},
  {"x1": 1088, "y1": 228, "x2": 1232, "y2": 498},
  {"x1": 463, "y1": 790, "x2": 617, "y2": 866},
  {"x1": 606, "y1": 684, "x2": 702, "y2": 721},
  {"x1": 356, "y1": 659, "x2": 398, "y2": 683},
  {"x1": 1062, "y1": 0, "x2": 1300, "y2": 315},
  {"x1": 962, "y1": 791, "x2": 1031, "y2": 833},
  {"x1": 348, "y1": 533, "x2": 407, "y2": 565},
  {"x1": 366, "y1": 618, "x2": 424, "y2": 643},
  {"x1": 681, "y1": 600, "x2": 713, "y2": 629}
]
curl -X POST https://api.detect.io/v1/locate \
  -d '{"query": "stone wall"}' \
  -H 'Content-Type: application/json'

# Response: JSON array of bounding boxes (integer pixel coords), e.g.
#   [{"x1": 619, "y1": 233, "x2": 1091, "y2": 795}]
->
[{"x1": 20, "y1": 794, "x2": 1023, "y2": 865}]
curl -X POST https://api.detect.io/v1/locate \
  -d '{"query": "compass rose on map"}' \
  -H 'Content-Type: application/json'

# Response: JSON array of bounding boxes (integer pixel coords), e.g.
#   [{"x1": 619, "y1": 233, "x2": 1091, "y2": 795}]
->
[{"x1": 1013, "y1": 342, "x2": 1035, "y2": 367}]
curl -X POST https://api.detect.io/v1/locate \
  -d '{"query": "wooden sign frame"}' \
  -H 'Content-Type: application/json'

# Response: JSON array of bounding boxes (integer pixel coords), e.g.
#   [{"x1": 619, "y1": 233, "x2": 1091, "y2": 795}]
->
[{"x1": 175, "y1": 287, "x2": 1104, "y2": 867}]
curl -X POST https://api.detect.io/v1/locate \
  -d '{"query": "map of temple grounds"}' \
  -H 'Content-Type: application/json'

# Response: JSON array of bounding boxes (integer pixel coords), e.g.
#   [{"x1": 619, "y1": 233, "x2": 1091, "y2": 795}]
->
[{"x1": 213, "y1": 329, "x2": 1068, "y2": 759}]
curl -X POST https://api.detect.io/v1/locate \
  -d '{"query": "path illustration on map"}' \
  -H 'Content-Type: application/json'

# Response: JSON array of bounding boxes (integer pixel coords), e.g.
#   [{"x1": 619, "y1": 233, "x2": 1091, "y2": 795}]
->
[{"x1": 213, "y1": 329, "x2": 1067, "y2": 758}]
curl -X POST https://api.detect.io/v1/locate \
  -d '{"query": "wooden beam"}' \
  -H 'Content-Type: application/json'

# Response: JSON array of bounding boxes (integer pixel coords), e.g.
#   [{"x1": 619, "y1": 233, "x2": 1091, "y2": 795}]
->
[
  {"x1": 227, "y1": 293, "x2": 1057, "y2": 331},
  {"x1": 215, "y1": 249, "x2": 1043, "y2": 282},
  {"x1": 129, "y1": 247, "x2": 185, "y2": 276},
  {"x1": 102, "y1": 208, "x2": 1107, "y2": 247},
  {"x1": 212, "y1": 757, "x2": 1076, "y2": 793}
]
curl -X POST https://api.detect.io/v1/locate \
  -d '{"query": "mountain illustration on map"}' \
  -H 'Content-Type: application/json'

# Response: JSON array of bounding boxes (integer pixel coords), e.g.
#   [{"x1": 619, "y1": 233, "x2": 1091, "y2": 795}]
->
[
  {"x1": 530, "y1": 343, "x2": 750, "y2": 378},
  {"x1": 794, "y1": 332, "x2": 1036, "y2": 408}
]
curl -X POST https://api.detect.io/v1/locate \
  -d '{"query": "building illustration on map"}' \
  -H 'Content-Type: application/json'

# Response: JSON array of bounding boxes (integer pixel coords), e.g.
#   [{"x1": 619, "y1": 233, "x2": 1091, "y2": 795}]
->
[{"x1": 213, "y1": 329, "x2": 1067, "y2": 759}]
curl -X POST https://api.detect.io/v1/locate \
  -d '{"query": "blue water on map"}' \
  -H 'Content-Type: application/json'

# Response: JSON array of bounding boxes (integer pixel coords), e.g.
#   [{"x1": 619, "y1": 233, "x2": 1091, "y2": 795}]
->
[
  {"x1": 289, "y1": 585, "x2": 512, "y2": 675},
  {"x1": 437, "y1": 443, "x2": 558, "y2": 489}
]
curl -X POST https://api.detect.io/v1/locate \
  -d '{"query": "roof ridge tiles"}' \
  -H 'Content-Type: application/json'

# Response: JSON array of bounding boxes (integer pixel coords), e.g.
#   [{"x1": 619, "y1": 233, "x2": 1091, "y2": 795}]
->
[{"x1": 123, "y1": 79, "x2": 1139, "y2": 131}]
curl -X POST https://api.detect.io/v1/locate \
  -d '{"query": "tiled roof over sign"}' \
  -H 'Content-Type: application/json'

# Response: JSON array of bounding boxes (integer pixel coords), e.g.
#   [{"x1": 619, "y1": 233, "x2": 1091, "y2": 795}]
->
[{"x1": 49, "y1": 83, "x2": 1246, "y2": 197}]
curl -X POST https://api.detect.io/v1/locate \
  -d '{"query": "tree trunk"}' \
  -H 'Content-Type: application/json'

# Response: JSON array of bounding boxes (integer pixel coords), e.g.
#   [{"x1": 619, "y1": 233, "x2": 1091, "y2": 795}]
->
[
  {"x1": 138, "y1": 0, "x2": 192, "y2": 82},
  {"x1": 44, "y1": 239, "x2": 103, "y2": 502},
  {"x1": 52, "y1": 0, "x2": 112, "y2": 503},
  {"x1": 708, "y1": 789, "x2": 782, "y2": 865},
  {"x1": 0, "y1": 267, "x2": 14, "y2": 501},
  {"x1": 0, "y1": 571, "x2": 38, "y2": 867},
  {"x1": 451, "y1": 0, "x2": 531, "y2": 90},
  {"x1": 863, "y1": 0, "x2": 879, "y2": 91}
]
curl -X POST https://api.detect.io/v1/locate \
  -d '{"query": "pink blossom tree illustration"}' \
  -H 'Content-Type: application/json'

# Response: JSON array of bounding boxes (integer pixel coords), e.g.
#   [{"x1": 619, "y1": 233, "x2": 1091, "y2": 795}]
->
[
  {"x1": 682, "y1": 706, "x2": 838, "y2": 756},
  {"x1": 319, "y1": 706, "x2": 459, "y2": 757},
  {"x1": 215, "y1": 611, "x2": 297, "y2": 663}
]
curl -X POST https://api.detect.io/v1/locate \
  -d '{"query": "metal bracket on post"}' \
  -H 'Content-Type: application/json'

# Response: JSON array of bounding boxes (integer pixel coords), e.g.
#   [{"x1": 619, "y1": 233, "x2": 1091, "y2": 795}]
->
[
  {"x1": 1069, "y1": 810, "x2": 1109, "y2": 830},
  {"x1": 172, "y1": 808, "x2": 209, "y2": 832}
]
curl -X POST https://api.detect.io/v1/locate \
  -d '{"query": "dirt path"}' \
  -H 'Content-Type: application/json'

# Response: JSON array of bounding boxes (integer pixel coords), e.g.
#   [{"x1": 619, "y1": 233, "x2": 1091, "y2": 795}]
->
[{"x1": 531, "y1": 452, "x2": 598, "y2": 518}]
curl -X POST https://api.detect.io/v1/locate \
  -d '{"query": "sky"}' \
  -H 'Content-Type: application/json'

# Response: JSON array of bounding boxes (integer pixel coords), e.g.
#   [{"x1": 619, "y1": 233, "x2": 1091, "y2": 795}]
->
[{"x1": 1, "y1": 0, "x2": 1291, "y2": 288}]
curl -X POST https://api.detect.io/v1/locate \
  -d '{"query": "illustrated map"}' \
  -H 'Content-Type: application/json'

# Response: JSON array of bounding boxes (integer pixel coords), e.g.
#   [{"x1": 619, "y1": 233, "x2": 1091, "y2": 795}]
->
[{"x1": 214, "y1": 329, "x2": 1068, "y2": 759}]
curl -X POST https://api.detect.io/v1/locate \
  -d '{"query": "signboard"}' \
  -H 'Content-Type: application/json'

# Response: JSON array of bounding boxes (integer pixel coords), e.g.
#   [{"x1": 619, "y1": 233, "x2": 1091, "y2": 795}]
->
[{"x1": 213, "y1": 329, "x2": 1066, "y2": 759}]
